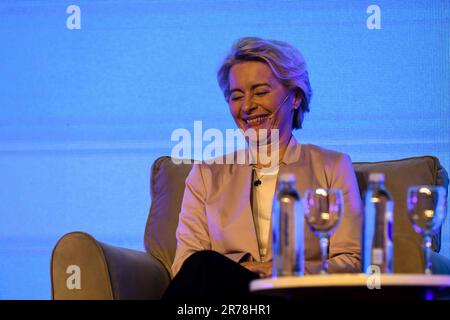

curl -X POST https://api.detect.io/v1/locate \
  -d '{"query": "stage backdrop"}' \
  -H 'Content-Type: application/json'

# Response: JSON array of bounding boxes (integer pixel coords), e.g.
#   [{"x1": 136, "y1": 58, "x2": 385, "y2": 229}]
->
[{"x1": 0, "y1": 0, "x2": 449, "y2": 299}]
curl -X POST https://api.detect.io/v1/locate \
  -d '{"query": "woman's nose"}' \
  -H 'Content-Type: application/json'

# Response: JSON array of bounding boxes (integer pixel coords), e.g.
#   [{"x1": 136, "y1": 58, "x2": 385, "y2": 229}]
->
[{"x1": 242, "y1": 95, "x2": 257, "y2": 113}]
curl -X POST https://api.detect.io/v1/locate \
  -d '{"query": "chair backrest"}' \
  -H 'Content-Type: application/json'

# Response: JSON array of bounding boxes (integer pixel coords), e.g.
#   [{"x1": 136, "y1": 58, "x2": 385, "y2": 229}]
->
[
  {"x1": 353, "y1": 156, "x2": 448, "y2": 273},
  {"x1": 144, "y1": 155, "x2": 448, "y2": 276}
]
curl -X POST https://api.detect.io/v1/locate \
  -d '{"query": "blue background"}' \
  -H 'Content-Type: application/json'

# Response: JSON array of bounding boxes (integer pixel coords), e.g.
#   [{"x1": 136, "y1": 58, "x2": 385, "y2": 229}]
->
[{"x1": 0, "y1": 0, "x2": 449, "y2": 299}]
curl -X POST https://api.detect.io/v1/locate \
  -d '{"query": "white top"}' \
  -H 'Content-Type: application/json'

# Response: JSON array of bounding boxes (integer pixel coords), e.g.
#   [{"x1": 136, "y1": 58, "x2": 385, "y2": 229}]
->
[{"x1": 252, "y1": 166, "x2": 279, "y2": 262}]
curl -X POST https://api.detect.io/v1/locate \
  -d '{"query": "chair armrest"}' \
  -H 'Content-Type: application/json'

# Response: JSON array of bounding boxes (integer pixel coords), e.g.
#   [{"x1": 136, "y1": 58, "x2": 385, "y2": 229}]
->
[{"x1": 51, "y1": 231, "x2": 170, "y2": 300}]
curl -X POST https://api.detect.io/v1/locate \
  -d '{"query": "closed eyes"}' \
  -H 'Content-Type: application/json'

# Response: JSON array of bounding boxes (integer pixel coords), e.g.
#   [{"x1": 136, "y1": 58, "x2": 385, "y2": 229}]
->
[{"x1": 230, "y1": 91, "x2": 270, "y2": 102}]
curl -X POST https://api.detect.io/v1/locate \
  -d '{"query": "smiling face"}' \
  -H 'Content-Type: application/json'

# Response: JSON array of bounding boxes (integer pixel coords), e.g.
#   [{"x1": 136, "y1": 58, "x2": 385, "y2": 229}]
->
[{"x1": 228, "y1": 60, "x2": 301, "y2": 145}]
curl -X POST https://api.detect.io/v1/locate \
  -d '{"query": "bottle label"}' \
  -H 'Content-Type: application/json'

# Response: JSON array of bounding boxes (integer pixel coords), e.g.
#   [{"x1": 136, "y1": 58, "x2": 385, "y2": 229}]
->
[{"x1": 372, "y1": 248, "x2": 384, "y2": 265}]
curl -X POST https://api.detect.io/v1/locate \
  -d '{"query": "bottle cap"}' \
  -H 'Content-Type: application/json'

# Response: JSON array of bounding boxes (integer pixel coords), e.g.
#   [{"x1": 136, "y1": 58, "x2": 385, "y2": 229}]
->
[
  {"x1": 279, "y1": 173, "x2": 296, "y2": 183},
  {"x1": 369, "y1": 172, "x2": 385, "y2": 183}
]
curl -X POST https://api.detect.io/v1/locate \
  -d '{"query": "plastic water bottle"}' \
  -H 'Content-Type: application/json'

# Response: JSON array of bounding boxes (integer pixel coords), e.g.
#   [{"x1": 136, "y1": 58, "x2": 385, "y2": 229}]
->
[
  {"x1": 272, "y1": 173, "x2": 304, "y2": 277},
  {"x1": 362, "y1": 173, "x2": 394, "y2": 274}
]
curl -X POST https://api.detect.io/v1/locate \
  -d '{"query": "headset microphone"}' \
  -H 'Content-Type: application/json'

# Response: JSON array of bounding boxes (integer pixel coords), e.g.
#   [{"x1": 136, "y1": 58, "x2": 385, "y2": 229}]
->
[{"x1": 266, "y1": 93, "x2": 291, "y2": 119}]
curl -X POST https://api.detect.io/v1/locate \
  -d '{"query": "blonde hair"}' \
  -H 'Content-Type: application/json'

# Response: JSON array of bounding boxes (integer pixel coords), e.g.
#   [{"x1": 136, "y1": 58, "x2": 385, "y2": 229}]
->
[{"x1": 217, "y1": 37, "x2": 312, "y2": 129}]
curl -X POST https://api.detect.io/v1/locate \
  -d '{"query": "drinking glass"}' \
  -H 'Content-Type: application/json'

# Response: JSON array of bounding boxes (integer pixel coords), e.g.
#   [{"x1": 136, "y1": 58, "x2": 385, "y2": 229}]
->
[
  {"x1": 407, "y1": 185, "x2": 447, "y2": 275},
  {"x1": 303, "y1": 188, "x2": 343, "y2": 274}
]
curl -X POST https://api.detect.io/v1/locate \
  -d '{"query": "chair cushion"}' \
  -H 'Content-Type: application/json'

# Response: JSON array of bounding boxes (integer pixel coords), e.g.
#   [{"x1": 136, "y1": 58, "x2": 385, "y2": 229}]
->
[{"x1": 145, "y1": 155, "x2": 448, "y2": 275}]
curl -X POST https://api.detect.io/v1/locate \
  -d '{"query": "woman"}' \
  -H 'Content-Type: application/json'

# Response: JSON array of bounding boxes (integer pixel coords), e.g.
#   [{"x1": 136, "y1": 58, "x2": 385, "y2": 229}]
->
[{"x1": 162, "y1": 37, "x2": 362, "y2": 300}]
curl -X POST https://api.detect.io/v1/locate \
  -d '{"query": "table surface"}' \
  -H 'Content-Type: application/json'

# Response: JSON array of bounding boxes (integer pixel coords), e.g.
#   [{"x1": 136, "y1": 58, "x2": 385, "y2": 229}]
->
[{"x1": 250, "y1": 274, "x2": 450, "y2": 292}]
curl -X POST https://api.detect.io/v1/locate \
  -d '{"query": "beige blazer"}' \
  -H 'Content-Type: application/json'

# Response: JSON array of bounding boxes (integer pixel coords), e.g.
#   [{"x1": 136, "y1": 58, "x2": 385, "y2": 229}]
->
[{"x1": 171, "y1": 136, "x2": 363, "y2": 277}]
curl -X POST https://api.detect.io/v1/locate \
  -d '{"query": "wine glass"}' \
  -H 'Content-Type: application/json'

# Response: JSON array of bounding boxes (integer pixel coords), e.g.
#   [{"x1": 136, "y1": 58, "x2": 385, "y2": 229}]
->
[
  {"x1": 303, "y1": 188, "x2": 343, "y2": 274},
  {"x1": 407, "y1": 185, "x2": 447, "y2": 275}
]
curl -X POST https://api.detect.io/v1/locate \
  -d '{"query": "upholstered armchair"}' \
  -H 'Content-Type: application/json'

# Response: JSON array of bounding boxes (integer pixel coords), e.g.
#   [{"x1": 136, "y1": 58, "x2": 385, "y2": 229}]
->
[{"x1": 51, "y1": 155, "x2": 450, "y2": 299}]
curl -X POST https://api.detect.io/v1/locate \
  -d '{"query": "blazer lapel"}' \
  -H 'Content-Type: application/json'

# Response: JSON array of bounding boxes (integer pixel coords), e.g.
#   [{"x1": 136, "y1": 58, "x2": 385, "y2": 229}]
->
[{"x1": 234, "y1": 164, "x2": 261, "y2": 261}]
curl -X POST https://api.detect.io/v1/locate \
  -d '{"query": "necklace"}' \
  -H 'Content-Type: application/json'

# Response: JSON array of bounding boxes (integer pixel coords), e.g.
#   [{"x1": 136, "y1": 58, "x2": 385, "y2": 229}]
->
[
  {"x1": 252, "y1": 164, "x2": 280, "y2": 187},
  {"x1": 253, "y1": 169, "x2": 263, "y2": 187}
]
